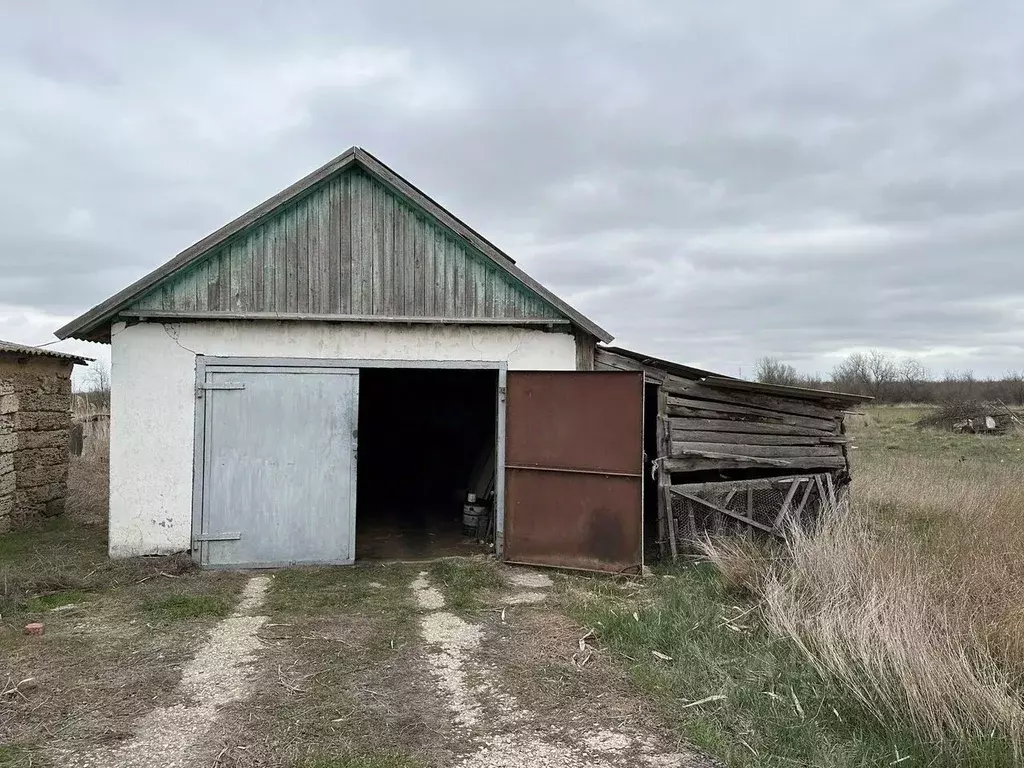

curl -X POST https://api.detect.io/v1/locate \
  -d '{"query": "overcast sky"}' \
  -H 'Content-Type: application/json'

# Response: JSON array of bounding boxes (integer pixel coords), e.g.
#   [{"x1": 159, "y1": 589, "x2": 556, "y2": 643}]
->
[{"x1": 3, "y1": 1, "x2": 1023, "y2": 380}]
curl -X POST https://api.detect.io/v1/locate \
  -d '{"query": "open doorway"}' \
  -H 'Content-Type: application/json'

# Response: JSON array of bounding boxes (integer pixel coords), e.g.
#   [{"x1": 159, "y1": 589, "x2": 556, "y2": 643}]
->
[{"x1": 355, "y1": 367, "x2": 499, "y2": 559}]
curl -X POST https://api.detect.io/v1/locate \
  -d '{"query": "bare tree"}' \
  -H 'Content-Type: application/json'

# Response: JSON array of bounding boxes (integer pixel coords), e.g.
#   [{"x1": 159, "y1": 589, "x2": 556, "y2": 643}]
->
[
  {"x1": 896, "y1": 357, "x2": 929, "y2": 402},
  {"x1": 866, "y1": 350, "x2": 897, "y2": 398},
  {"x1": 81, "y1": 359, "x2": 111, "y2": 410},
  {"x1": 754, "y1": 356, "x2": 801, "y2": 386},
  {"x1": 832, "y1": 352, "x2": 871, "y2": 395}
]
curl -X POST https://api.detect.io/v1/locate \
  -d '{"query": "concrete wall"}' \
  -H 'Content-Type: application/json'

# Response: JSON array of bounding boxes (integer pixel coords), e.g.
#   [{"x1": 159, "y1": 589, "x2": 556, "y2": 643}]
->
[
  {"x1": 0, "y1": 356, "x2": 73, "y2": 532},
  {"x1": 110, "y1": 320, "x2": 579, "y2": 557}
]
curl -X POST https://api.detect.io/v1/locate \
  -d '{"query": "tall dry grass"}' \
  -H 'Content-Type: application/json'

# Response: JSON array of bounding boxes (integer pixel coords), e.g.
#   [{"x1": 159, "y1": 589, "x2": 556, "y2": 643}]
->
[
  {"x1": 700, "y1": 454, "x2": 1024, "y2": 751},
  {"x1": 65, "y1": 406, "x2": 110, "y2": 526}
]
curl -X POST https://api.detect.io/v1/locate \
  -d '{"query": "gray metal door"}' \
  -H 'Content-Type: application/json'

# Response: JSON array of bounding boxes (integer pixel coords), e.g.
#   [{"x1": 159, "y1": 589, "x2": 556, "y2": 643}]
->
[{"x1": 194, "y1": 364, "x2": 359, "y2": 567}]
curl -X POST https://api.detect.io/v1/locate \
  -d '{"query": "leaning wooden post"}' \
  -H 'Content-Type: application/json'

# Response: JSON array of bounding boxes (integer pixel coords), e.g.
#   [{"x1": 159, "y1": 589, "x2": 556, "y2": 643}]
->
[{"x1": 656, "y1": 387, "x2": 678, "y2": 561}]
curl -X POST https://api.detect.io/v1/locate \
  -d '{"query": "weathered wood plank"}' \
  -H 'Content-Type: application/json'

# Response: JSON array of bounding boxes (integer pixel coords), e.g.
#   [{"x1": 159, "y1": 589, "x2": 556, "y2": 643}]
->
[
  {"x1": 771, "y1": 480, "x2": 803, "y2": 530},
  {"x1": 663, "y1": 375, "x2": 843, "y2": 420},
  {"x1": 370, "y1": 181, "x2": 384, "y2": 314},
  {"x1": 344, "y1": 174, "x2": 359, "y2": 314},
  {"x1": 229, "y1": 241, "x2": 243, "y2": 310},
  {"x1": 422, "y1": 219, "x2": 435, "y2": 315},
  {"x1": 173, "y1": 267, "x2": 195, "y2": 312},
  {"x1": 206, "y1": 253, "x2": 221, "y2": 310},
  {"x1": 251, "y1": 229, "x2": 264, "y2": 311},
  {"x1": 574, "y1": 330, "x2": 595, "y2": 371},
  {"x1": 274, "y1": 212, "x2": 288, "y2": 311},
  {"x1": 434, "y1": 230, "x2": 446, "y2": 316},
  {"x1": 381, "y1": 191, "x2": 395, "y2": 315},
  {"x1": 671, "y1": 475, "x2": 822, "y2": 494},
  {"x1": 672, "y1": 442, "x2": 841, "y2": 459},
  {"x1": 442, "y1": 232, "x2": 455, "y2": 317},
  {"x1": 667, "y1": 395, "x2": 837, "y2": 432},
  {"x1": 295, "y1": 201, "x2": 309, "y2": 313},
  {"x1": 304, "y1": 194, "x2": 317, "y2": 313},
  {"x1": 325, "y1": 177, "x2": 341, "y2": 313},
  {"x1": 217, "y1": 248, "x2": 231, "y2": 309},
  {"x1": 664, "y1": 454, "x2": 846, "y2": 473},
  {"x1": 452, "y1": 244, "x2": 466, "y2": 316},
  {"x1": 412, "y1": 215, "x2": 426, "y2": 315},
  {"x1": 657, "y1": 389, "x2": 677, "y2": 560},
  {"x1": 335, "y1": 177, "x2": 351, "y2": 314},
  {"x1": 119, "y1": 309, "x2": 569, "y2": 326},
  {"x1": 791, "y1": 479, "x2": 816, "y2": 522},
  {"x1": 466, "y1": 255, "x2": 479, "y2": 317},
  {"x1": 359, "y1": 173, "x2": 374, "y2": 314},
  {"x1": 669, "y1": 417, "x2": 833, "y2": 437},
  {"x1": 286, "y1": 206, "x2": 299, "y2": 312},
  {"x1": 671, "y1": 429, "x2": 846, "y2": 446}
]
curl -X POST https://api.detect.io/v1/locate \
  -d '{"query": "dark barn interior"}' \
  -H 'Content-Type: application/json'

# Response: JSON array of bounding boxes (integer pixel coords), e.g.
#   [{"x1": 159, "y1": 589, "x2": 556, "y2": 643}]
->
[{"x1": 356, "y1": 368, "x2": 497, "y2": 559}]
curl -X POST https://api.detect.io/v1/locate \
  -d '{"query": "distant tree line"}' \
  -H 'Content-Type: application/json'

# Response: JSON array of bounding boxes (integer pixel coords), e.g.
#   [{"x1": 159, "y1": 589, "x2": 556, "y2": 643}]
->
[{"x1": 753, "y1": 351, "x2": 1024, "y2": 404}]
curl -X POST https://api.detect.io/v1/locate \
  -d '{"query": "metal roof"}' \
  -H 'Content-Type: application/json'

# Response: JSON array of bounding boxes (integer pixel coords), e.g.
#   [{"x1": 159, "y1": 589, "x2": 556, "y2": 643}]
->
[
  {"x1": 55, "y1": 147, "x2": 613, "y2": 343},
  {"x1": 0, "y1": 340, "x2": 91, "y2": 365}
]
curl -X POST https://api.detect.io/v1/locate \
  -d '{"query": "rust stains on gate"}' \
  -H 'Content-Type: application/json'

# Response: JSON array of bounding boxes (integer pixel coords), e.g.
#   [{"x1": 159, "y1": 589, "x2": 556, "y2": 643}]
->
[{"x1": 504, "y1": 371, "x2": 644, "y2": 573}]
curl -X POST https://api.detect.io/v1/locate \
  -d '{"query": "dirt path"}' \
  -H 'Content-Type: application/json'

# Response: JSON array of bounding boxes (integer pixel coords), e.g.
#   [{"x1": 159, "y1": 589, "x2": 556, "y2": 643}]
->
[
  {"x1": 40, "y1": 564, "x2": 706, "y2": 767},
  {"x1": 412, "y1": 569, "x2": 703, "y2": 768},
  {"x1": 52, "y1": 575, "x2": 271, "y2": 768}
]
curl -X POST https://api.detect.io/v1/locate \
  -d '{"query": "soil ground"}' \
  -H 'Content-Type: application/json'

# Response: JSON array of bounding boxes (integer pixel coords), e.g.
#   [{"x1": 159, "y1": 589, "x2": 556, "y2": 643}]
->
[{"x1": 0, "y1": 522, "x2": 708, "y2": 768}]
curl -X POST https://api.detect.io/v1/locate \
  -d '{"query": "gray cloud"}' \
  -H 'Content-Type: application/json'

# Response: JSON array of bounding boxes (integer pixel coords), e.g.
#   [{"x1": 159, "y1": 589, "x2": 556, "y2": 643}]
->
[{"x1": 2, "y1": 0, "x2": 1024, "y2": 377}]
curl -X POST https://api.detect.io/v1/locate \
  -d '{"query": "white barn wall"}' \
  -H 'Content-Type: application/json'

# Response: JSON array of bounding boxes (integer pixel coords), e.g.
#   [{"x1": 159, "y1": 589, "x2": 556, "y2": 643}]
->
[{"x1": 109, "y1": 320, "x2": 578, "y2": 557}]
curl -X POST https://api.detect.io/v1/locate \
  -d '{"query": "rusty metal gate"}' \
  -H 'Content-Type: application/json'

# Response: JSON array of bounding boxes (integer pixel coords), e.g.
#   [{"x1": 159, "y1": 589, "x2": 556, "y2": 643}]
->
[{"x1": 503, "y1": 371, "x2": 644, "y2": 573}]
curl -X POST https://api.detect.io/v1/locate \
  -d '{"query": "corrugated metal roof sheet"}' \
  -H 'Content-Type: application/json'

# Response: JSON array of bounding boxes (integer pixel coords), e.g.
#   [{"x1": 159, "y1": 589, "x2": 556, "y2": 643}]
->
[{"x1": 0, "y1": 340, "x2": 91, "y2": 364}]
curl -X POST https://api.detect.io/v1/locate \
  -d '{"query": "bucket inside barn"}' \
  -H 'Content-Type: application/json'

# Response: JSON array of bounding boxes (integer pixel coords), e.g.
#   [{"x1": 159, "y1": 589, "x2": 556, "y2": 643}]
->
[{"x1": 462, "y1": 496, "x2": 488, "y2": 537}]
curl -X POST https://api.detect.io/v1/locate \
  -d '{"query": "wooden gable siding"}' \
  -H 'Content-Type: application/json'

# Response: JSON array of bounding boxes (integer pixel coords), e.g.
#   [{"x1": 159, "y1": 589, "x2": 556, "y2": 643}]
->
[{"x1": 128, "y1": 168, "x2": 563, "y2": 322}]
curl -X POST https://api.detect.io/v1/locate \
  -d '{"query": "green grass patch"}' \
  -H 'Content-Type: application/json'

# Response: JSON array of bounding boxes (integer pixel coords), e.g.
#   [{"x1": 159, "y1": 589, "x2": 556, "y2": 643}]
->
[
  {"x1": 427, "y1": 558, "x2": 502, "y2": 611},
  {"x1": 564, "y1": 564, "x2": 1016, "y2": 767},
  {"x1": 847, "y1": 404, "x2": 1024, "y2": 464},
  {"x1": 297, "y1": 753, "x2": 423, "y2": 768},
  {"x1": 0, "y1": 745, "x2": 39, "y2": 767},
  {"x1": 269, "y1": 562, "x2": 417, "y2": 616},
  {"x1": 141, "y1": 593, "x2": 232, "y2": 621},
  {"x1": 25, "y1": 589, "x2": 87, "y2": 611}
]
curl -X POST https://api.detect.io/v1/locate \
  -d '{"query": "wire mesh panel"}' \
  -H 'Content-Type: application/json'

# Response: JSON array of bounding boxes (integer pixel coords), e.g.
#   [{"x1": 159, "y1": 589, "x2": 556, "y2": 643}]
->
[{"x1": 667, "y1": 474, "x2": 838, "y2": 548}]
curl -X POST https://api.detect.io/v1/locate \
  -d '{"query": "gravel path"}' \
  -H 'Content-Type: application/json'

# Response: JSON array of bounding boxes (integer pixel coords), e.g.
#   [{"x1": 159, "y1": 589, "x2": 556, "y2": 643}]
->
[
  {"x1": 54, "y1": 576, "x2": 271, "y2": 768},
  {"x1": 413, "y1": 569, "x2": 701, "y2": 768}
]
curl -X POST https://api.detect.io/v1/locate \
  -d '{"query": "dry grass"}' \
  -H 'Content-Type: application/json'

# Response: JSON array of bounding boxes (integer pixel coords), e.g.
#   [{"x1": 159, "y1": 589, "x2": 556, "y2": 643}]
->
[
  {"x1": 65, "y1": 409, "x2": 109, "y2": 526},
  {"x1": 699, "y1": 411, "x2": 1024, "y2": 755}
]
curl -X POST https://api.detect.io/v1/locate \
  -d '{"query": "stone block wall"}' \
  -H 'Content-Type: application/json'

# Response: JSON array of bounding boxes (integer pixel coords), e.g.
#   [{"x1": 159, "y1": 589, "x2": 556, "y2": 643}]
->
[{"x1": 0, "y1": 356, "x2": 74, "y2": 532}]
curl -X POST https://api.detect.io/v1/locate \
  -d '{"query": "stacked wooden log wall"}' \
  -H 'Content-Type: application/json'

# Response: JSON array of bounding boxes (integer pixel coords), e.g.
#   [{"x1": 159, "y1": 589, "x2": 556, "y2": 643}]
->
[{"x1": 660, "y1": 375, "x2": 849, "y2": 475}]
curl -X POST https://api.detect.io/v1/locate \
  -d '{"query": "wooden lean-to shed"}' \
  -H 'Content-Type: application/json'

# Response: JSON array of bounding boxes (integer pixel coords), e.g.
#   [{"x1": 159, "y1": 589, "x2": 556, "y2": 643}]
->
[{"x1": 595, "y1": 347, "x2": 871, "y2": 557}]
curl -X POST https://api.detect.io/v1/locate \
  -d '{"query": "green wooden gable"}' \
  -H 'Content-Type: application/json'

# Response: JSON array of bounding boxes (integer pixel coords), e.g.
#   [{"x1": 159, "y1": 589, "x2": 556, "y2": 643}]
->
[
  {"x1": 128, "y1": 167, "x2": 561, "y2": 321},
  {"x1": 57, "y1": 148, "x2": 612, "y2": 343}
]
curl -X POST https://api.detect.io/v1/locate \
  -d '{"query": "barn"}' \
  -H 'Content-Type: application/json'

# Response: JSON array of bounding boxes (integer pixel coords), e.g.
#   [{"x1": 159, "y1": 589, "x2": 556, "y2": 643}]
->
[{"x1": 56, "y1": 147, "x2": 865, "y2": 573}]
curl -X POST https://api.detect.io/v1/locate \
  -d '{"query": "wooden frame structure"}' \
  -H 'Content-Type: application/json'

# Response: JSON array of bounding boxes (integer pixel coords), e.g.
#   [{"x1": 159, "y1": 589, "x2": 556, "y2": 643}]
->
[{"x1": 597, "y1": 346, "x2": 870, "y2": 557}]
